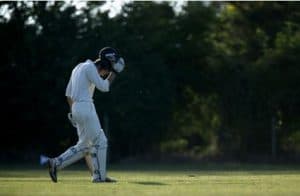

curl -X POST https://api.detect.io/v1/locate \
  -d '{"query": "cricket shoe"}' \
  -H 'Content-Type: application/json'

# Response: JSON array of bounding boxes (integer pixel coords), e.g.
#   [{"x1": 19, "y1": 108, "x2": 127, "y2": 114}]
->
[
  {"x1": 92, "y1": 176, "x2": 117, "y2": 183},
  {"x1": 48, "y1": 159, "x2": 57, "y2": 183}
]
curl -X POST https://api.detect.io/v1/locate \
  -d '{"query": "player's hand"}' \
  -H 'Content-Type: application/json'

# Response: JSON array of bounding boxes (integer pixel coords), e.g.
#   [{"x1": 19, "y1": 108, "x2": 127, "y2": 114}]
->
[
  {"x1": 68, "y1": 113, "x2": 77, "y2": 128},
  {"x1": 112, "y1": 57, "x2": 125, "y2": 73}
]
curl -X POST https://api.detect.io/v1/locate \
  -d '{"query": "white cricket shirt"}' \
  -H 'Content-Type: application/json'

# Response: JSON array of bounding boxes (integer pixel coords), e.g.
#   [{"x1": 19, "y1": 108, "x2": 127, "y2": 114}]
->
[{"x1": 65, "y1": 59, "x2": 109, "y2": 102}]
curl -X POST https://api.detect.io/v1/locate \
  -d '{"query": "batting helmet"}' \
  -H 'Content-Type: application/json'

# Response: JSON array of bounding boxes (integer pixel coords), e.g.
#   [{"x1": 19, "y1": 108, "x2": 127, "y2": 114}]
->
[{"x1": 99, "y1": 47, "x2": 120, "y2": 64}]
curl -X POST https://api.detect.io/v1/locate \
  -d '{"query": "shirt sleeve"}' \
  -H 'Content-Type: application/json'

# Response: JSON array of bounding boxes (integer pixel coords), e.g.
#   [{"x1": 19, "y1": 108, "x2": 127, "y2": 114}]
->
[
  {"x1": 86, "y1": 63, "x2": 110, "y2": 92},
  {"x1": 65, "y1": 78, "x2": 72, "y2": 97}
]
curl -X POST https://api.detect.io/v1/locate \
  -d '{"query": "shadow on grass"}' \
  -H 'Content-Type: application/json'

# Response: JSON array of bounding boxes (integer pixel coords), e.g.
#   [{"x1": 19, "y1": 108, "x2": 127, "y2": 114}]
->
[
  {"x1": 110, "y1": 162, "x2": 300, "y2": 173},
  {"x1": 0, "y1": 179, "x2": 50, "y2": 182},
  {"x1": 132, "y1": 181, "x2": 168, "y2": 186}
]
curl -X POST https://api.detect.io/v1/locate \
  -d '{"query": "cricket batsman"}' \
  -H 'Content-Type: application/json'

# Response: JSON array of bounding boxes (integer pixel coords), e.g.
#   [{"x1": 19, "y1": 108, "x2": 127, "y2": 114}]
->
[{"x1": 47, "y1": 47, "x2": 125, "y2": 183}]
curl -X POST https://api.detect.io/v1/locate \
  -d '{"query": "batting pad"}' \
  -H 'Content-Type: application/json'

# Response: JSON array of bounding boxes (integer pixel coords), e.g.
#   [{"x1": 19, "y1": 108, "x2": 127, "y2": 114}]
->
[
  {"x1": 91, "y1": 146, "x2": 107, "y2": 181},
  {"x1": 55, "y1": 145, "x2": 89, "y2": 170}
]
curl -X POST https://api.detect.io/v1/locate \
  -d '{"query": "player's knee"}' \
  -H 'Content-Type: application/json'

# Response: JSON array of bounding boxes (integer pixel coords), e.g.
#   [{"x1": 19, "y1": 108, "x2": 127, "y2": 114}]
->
[
  {"x1": 74, "y1": 141, "x2": 89, "y2": 153},
  {"x1": 93, "y1": 131, "x2": 107, "y2": 148},
  {"x1": 99, "y1": 136, "x2": 107, "y2": 149}
]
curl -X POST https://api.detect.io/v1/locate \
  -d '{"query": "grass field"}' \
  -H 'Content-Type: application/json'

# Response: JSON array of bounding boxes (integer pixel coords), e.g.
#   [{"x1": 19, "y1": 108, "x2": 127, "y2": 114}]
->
[{"x1": 1, "y1": 162, "x2": 300, "y2": 196}]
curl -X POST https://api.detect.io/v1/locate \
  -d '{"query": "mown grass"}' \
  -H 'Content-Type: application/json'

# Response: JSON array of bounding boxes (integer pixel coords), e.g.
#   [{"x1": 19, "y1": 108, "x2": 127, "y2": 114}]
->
[{"x1": 0, "y1": 162, "x2": 300, "y2": 196}]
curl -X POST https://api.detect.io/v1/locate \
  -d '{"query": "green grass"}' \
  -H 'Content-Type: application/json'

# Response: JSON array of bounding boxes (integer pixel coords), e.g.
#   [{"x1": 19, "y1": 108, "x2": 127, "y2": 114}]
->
[{"x1": 1, "y1": 163, "x2": 300, "y2": 196}]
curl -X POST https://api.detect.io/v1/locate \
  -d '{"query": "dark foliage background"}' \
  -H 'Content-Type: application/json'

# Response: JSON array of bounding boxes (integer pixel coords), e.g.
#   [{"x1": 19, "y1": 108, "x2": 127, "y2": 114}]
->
[{"x1": 1, "y1": 1, "x2": 300, "y2": 162}]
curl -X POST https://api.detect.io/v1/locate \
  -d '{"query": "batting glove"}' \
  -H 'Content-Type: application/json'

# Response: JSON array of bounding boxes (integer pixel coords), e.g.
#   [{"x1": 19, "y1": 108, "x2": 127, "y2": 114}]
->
[{"x1": 112, "y1": 57, "x2": 125, "y2": 73}]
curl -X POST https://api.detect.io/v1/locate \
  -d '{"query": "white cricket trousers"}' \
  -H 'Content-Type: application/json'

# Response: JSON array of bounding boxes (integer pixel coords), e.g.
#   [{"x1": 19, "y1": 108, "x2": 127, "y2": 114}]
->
[{"x1": 54, "y1": 102, "x2": 108, "y2": 181}]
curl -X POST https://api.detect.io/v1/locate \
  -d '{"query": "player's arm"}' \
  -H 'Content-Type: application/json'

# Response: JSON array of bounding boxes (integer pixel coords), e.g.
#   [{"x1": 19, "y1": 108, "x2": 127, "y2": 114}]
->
[
  {"x1": 107, "y1": 71, "x2": 117, "y2": 84},
  {"x1": 86, "y1": 65, "x2": 110, "y2": 92},
  {"x1": 104, "y1": 57, "x2": 124, "y2": 84},
  {"x1": 65, "y1": 78, "x2": 73, "y2": 110},
  {"x1": 65, "y1": 77, "x2": 76, "y2": 127}
]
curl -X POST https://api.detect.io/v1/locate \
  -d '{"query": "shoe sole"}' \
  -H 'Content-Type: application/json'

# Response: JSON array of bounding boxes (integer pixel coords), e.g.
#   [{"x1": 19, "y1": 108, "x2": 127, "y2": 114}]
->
[{"x1": 48, "y1": 160, "x2": 57, "y2": 183}]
